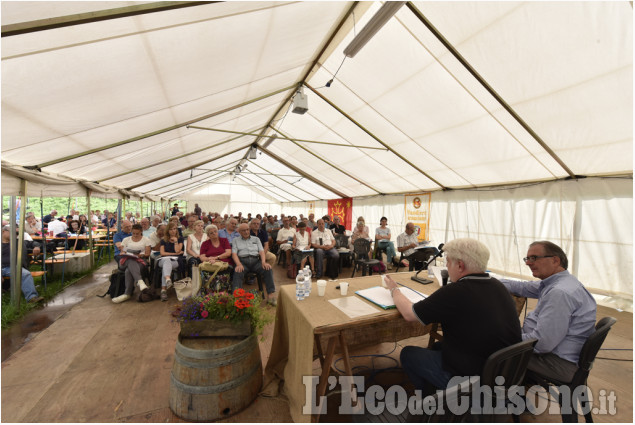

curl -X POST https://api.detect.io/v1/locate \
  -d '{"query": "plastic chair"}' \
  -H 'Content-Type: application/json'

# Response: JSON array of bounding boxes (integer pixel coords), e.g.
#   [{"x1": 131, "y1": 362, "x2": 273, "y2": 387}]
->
[
  {"x1": 334, "y1": 234, "x2": 352, "y2": 272},
  {"x1": 525, "y1": 317, "x2": 617, "y2": 423},
  {"x1": 427, "y1": 338, "x2": 538, "y2": 422},
  {"x1": 350, "y1": 238, "x2": 380, "y2": 277}
]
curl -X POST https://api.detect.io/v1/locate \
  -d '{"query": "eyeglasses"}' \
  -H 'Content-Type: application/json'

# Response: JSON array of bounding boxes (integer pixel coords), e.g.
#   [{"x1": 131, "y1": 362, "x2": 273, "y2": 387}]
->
[{"x1": 523, "y1": 255, "x2": 555, "y2": 263}]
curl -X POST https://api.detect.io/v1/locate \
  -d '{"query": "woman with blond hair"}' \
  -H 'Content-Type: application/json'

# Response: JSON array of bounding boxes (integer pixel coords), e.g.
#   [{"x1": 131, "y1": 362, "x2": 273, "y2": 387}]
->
[{"x1": 186, "y1": 219, "x2": 207, "y2": 276}]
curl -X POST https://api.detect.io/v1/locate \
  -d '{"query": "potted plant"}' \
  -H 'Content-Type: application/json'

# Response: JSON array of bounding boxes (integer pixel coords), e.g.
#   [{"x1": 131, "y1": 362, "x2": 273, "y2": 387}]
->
[{"x1": 173, "y1": 289, "x2": 271, "y2": 338}]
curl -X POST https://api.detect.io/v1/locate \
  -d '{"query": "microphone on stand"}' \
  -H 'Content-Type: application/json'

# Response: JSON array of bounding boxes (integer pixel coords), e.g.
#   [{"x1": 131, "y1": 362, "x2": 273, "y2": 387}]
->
[{"x1": 411, "y1": 243, "x2": 444, "y2": 285}]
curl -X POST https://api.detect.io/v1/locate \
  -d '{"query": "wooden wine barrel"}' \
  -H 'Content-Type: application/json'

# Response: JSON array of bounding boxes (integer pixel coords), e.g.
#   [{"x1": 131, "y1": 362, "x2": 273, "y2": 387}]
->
[{"x1": 169, "y1": 333, "x2": 263, "y2": 421}]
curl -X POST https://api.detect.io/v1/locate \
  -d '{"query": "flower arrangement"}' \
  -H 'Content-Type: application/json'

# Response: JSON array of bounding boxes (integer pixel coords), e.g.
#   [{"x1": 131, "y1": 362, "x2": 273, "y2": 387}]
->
[{"x1": 174, "y1": 289, "x2": 272, "y2": 338}]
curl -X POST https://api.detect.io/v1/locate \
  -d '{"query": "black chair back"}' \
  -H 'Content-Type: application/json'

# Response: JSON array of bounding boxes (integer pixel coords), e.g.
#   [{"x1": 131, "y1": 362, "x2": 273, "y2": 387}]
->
[
  {"x1": 481, "y1": 338, "x2": 538, "y2": 388},
  {"x1": 524, "y1": 316, "x2": 617, "y2": 423},
  {"x1": 352, "y1": 238, "x2": 372, "y2": 259},
  {"x1": 576, "y1": 316, "x2": 617, "y2": 378},
  {"x1": 335, "y1": 234, "x2": 349, "y2": 249}
]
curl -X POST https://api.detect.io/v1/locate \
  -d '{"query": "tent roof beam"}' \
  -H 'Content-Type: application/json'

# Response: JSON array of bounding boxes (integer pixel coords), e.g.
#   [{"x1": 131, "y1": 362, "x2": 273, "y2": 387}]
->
[
  {"x1": 29, "y1": 85, "x2": 295, "y2": 170},
  {"x1": 2, "y1": 2, "x2": 216, "y2": 37},
  {"x1": 259, "y1": 146, "x2": 347, "y2": 199},
  {"x1": 406, "y1": 1, "x2": 577, "y2": 179},
  {"x1": 127, "y1": 144, "x2": 249, "y2": 190}
]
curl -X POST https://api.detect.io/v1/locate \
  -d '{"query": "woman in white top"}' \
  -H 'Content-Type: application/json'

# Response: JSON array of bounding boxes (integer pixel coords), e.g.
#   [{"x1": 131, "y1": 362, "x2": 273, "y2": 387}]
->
[
  {"x1": 292, "y1": 222, "x2": 314, "y2": 273},
  {"x1": 375, "y1": 216, "x2": 396, "y2": 269},
  {"x1": 186, "y1": 220, "x2": 208, "y2": 275},
  {"x1": 113, "y1": 223, "x2": 151, "y2": 304}
]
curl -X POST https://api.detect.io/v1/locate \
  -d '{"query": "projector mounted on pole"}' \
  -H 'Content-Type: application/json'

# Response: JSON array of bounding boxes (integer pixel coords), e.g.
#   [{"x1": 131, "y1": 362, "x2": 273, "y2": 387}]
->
[{"x1": 292, "y1": 87, "x2": 308, "y2": 114}]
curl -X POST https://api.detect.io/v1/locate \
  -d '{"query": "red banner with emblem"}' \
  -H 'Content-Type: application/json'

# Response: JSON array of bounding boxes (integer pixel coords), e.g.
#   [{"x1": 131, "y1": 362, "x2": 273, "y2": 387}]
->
[{"x1": 328, "y1": 198, "x2": 353, "y2": 230}]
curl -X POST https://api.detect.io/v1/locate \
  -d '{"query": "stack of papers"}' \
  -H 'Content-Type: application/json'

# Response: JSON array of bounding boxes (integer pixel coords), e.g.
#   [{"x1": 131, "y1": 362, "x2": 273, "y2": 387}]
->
[{"x1": 356, "y1": 286, "x2": 426, "y2": 309}]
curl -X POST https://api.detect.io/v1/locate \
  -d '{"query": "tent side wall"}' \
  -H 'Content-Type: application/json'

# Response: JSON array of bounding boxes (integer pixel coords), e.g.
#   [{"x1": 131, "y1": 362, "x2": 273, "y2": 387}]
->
[{"x1": 282, "y1": 177, "x2": 632, "y2": 308}]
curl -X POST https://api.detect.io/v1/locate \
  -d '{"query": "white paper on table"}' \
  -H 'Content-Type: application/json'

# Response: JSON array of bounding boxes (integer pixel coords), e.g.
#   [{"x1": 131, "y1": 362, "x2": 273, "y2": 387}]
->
[
  {"x1": 355, "y1": 286, "x2": 426, "y2": 309},
  {"x1": 329, "y1": 296, "x2": 380, "y2": 318}
]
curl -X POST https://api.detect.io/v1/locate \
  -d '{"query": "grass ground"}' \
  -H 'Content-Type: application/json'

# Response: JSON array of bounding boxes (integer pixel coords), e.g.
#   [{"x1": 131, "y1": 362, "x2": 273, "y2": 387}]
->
[{"x1": 1, "y1": 250, "x2": 113, "y2": 328}]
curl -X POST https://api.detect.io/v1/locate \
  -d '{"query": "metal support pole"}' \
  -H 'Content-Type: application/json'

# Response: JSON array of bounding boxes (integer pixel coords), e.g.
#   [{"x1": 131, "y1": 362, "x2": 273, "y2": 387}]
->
[
  {"x1": 40, "y1": 197, "x2": 47, "y2": 290},
  {"x1": 16, "y1": 180, "x2": 27, "y2": 298},
  {"x1": 9, "y1": 195, "x2": 19, "y2": 307},
  {"x1": 86, "y1": 188, "x2": 94, "y2": 269},
  {"x1": 116, "y1": 198, "x2": 122, "y2": 232}
]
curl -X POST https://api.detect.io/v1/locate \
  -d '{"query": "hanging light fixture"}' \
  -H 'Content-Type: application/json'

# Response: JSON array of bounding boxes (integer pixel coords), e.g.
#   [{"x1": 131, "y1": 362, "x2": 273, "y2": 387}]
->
[{"x1": 343, "y1": 1, "x2": 406, "y2": 58}]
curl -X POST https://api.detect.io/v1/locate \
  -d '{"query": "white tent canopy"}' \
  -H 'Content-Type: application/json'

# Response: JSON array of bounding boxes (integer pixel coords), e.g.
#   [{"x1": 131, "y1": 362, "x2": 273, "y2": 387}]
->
[{"x1": 1, "y1": 1, "x2": 632, "y2": 305}]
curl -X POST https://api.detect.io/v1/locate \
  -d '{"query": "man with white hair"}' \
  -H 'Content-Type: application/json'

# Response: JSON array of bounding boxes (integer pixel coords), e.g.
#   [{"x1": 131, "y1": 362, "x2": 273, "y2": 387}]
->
[
  {"x1": 384, "y1": 238, "x2": 521, "y2": 396},
  {"x1": 219, "y1": 218, "x2": 240, "y2": 245},
  {"x1": 140, "y1": 217, "x2": 154, "y2": 237}
]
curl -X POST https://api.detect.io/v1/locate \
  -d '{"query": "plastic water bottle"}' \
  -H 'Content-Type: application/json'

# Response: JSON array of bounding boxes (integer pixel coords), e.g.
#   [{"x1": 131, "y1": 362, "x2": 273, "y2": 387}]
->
[
  {"x1": 304, "y1": 266, "x2": 312, "y2": 296},
  {"x1": 296, "y1": 270, "x2": 306, "y2": 301},
  {"x1": 427, "y1": 255, "x2": 435, "y2": 279}
]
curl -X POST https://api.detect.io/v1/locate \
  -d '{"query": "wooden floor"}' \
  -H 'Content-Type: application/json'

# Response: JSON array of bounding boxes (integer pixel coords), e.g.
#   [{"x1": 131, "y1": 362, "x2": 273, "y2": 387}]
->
[{"x1": 1, "y1": 261, "x2": 632, "y2": 423}]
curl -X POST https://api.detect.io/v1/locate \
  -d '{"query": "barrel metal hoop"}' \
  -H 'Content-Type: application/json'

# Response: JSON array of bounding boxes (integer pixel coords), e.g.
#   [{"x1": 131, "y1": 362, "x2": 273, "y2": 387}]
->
[
  {"x1": 175, "y1": 333, "x2": 256, "y2": 360},
  {"x1": 170, "y1": 360, "x2": 261, "y2": 394},
  {"x1": 175, "y1": 343, "x2": 252, "y2": 369}
]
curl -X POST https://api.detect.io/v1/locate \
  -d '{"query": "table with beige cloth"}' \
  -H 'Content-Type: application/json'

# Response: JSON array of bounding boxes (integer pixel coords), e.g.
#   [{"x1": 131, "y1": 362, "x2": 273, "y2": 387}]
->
[{"x1": 263, "y1": 272, "x2": 441, "y2": 422}]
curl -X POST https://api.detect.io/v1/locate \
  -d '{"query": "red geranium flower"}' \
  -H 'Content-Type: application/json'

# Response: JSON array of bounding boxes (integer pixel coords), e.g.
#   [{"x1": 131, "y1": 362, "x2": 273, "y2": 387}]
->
[
  {"x1": 234, "y1": 288, "x2": 246, "y2": 297},
  {"x1": 201, "y1": 310, "x2": 209, "y2": 318},
  {"x1": 245, "y1": 292, "x2": 255, "y2": 300}
]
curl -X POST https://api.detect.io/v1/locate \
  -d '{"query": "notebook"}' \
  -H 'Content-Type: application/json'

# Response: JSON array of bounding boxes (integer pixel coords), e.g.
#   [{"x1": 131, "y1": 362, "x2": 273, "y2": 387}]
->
[{"x1": 355, "y1": 286, "x2": 426, "y2": 309}]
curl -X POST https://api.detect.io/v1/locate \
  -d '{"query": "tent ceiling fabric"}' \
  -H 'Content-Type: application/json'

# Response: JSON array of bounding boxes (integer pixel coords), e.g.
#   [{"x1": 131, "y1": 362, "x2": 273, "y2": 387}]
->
[{"x1": 1, "y1": 1, "x2": 631, "y2": 202}]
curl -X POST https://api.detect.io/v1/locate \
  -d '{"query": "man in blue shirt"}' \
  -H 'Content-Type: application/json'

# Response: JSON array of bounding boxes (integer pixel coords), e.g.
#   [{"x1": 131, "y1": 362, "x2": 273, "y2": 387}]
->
[
  {"x1": 501, "y1": 241, "x2": 596, "y2": 383},
  {"x1": 113, "y1": 220, "x2": 132, "y2": 263},
  {"x1": 219, "y1": 218, "x2": 239, "y2": 245}
]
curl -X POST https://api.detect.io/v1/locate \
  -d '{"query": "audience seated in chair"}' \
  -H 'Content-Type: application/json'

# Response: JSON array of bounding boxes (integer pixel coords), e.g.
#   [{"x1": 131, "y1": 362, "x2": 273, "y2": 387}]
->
[
  {"x1": 185, "y1": 219, "x2": 207, "y2": 277},
  {"x1": 250, "y1": 218, "x2": 276, "y2": 267},
  {"x1": 218, "y1": 218, "x2": 240, "y2": 245},
  {"x1": 113, "y1": 220, "x2": 132, "y2": 263},
  {"x1": 158, "y1": 222, "x2": 185, "y2": 302},
  {"x1": 276, "y1": 217, "x2": 295, "y2": 267},
  {"x1": 311, "y1": 219, "x2": 339, "y2": 279},
  {"x1": 329, "y1": 216, "x2": 345, "y2": 235},
  {"x1": 350, "y1": 220, "x2": 370, "y2": 249},
  {"x1": 231, "y1": 223, "x2": 276, "y2": 306},
  {"x1": 396, "y1": 222, "x2": 423, "y2": 271},
  {"x1": 112, "y1": 223, "x2": 151, "y2": 304},
  {"x1": 1, "y1": 225, "x2": 44, "y2": 303},
  {"x1": 375, "y1": 216, "x2": 397, "y2": 269},
  {"x1": 292, "y1": 222, "x2": 314, "y2": 273}
]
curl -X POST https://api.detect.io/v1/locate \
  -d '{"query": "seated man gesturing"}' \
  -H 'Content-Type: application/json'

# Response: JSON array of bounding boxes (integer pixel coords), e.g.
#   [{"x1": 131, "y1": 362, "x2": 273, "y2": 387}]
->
[{"x1": 384, "y1": 238, "x2": 521, "y2": 396}]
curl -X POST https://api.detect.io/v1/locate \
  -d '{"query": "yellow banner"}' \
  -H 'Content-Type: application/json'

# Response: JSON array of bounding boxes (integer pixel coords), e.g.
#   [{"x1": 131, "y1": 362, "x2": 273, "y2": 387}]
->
[{"x1": 404, "y1": 193, "x2": 431, "y2": 242}]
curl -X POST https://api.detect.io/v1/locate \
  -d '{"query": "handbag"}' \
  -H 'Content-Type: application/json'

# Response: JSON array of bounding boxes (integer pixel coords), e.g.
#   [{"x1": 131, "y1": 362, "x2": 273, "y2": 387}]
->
[
  {"x1": 174, "y1": 277, "x2": 193, "y2": 301},
  {"x1": 199, "y1": 261, "x2": 229, "y2": 288}
]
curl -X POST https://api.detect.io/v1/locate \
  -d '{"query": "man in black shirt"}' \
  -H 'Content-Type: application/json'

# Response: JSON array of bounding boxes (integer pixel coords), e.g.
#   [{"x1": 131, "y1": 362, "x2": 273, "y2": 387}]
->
[
  {"x1": 329, "y1": 216, "x2": 345, "y2": 235},
  {"x1": 384, "y1": 238, "x2": 521, "y2": 395}
]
